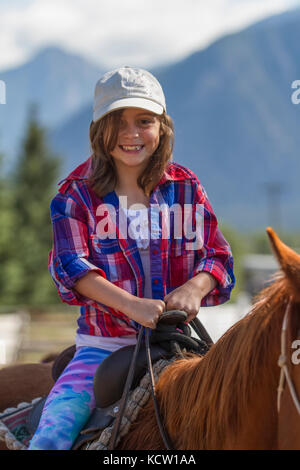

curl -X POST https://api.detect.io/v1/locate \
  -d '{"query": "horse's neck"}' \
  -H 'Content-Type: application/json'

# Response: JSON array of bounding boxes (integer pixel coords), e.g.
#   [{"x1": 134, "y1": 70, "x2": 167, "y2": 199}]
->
[
  {"x1": 119, "y1": 287, "x2": 290, "y2": 450},
  {"x1": 224, "y1": 320, "x2": 281, "y2": 449},
  {"x1": 161, "y1": 304, "x2": 285, "y2": 449}
]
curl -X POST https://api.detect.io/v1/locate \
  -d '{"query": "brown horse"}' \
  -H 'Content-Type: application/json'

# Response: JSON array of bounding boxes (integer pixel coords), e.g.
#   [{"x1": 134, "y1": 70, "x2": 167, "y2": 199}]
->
[
  {"x1": 0, "y1": 362, "x2": 54, "y2": 450},
  {"x1": 118, "y1": 228, "x2": 300, "y2": 450},
  {"x1": 0, "y1": 227, "x2": 299, "y2": 450}
]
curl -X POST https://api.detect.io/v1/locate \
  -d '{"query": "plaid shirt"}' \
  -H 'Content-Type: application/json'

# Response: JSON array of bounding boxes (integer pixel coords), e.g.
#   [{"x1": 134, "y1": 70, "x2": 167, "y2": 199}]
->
[{"x1": 48, "y1": 157, "x2": 235, "y2": 337}]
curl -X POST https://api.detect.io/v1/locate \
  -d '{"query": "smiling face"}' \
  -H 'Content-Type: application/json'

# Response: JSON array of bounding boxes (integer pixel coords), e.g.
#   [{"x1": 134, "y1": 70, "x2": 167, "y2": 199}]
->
[{"x1": 110, "y1": 107, "x2": 161, "y2": 173}]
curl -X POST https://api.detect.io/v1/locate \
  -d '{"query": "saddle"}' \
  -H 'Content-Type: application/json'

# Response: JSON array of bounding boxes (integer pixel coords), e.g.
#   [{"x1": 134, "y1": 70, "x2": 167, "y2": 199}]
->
[{"x1": 27, "y1": 312, "x2": 212, "y2": 450}]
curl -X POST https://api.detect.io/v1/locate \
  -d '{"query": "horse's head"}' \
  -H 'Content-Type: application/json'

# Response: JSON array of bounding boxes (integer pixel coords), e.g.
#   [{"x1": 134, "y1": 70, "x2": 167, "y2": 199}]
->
[
  {"x1": 266, "y1": 227, "x2": 300, "y2": 302},
  {"x1": 266, "y1": 227, "x2": 300, "y2": 449}
]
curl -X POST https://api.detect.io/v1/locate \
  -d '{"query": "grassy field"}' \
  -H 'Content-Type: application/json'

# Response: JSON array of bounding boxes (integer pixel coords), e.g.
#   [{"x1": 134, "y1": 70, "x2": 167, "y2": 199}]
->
[{"x1": 17, "y1": 309, "x2": 80, "y2": 363}]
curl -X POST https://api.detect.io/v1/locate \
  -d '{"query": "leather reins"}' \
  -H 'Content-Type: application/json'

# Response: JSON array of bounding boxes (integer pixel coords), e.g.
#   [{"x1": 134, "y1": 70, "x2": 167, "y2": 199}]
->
[{"x1": 108, "y1": 310, "x2": 212, "y2": 450}]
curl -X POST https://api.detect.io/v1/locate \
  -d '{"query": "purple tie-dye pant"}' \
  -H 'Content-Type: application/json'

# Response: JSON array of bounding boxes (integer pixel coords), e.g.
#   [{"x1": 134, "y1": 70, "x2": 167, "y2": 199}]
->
[{"x1": 28, "y1": 346, "x2": 111, "y2": 450}]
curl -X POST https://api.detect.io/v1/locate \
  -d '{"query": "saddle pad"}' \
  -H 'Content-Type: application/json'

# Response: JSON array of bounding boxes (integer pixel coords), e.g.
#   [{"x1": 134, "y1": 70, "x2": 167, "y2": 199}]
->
[{"x1": 0, "y1": 400, "x2": 40, "y2": 449}]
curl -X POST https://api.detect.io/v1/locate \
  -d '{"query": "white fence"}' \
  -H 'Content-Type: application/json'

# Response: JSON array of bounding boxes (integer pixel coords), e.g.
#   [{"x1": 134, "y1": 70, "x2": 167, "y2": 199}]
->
[
  {"x1": 197, "y1": 293, "x2": 251, "y2": 342},
  {"x1": 0, "y1": 295, "x2": 251, "y2": 366},
  {"x1": 0, "y1": 312, "x2": 30, "y2": 365}
]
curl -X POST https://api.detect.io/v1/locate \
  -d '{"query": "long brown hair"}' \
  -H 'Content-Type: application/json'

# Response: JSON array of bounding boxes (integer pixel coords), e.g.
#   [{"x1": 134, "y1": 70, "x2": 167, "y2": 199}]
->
[{"x1": 88, "y1": 109, "x2": 174, "y2": 198}]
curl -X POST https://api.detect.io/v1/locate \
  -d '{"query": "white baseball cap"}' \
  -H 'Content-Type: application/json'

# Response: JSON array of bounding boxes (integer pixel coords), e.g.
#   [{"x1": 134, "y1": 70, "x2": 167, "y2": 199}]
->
[{"x1": 93, "y1": 66, "x2": 166, "y2": 122}]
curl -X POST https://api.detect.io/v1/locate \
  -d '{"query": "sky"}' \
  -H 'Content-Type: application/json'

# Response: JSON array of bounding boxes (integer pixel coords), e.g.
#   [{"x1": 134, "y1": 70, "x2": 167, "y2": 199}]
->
[{"x1": 0, "y1": 0, "x2": 300, "y2": 72}]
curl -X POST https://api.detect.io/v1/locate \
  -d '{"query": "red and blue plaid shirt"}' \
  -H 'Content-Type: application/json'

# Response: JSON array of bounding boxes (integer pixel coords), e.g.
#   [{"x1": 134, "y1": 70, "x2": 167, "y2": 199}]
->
[{"x1": 48, "y1": 157, "x2": 235, "y2": 337}]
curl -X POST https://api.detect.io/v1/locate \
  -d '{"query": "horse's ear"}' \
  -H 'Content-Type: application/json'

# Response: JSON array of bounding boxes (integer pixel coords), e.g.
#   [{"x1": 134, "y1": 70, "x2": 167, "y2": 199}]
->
[{"x1": 266, "y1": 227, "x2": 300, "y2": 298}]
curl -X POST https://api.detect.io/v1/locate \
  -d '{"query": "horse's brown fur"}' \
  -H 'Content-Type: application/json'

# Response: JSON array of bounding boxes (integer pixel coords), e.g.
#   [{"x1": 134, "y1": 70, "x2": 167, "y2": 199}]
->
[
  {"x1": 119, "y1": 275, "x2": 289, "y2": 449},
  {"x1": 267, "y1": 227, "x2": 300, "y2": 450},
  {"x1": 277, "y1": 298, "x2": 300, "y2": 449},
  {"x1": 119, "y1": 227, "x2": 300, "y2": 450},
  {"x1": 0, "y1": 362, "x2": 54, "y2": 412},
  {"x1": 0, "y1": 362, "x2": 54, "y2": 450}
]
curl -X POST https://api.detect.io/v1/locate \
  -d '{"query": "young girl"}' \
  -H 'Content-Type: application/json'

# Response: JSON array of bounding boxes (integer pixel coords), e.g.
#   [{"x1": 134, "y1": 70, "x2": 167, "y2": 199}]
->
[{"x1": 28, "y1": 66, "x2": 235, "y2": 450}]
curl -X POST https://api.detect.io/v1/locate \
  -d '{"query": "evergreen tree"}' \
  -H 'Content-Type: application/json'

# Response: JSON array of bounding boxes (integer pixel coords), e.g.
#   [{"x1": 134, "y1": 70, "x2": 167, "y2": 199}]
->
[
  {"x1": 10, "y1": 105, "x2": 62, "y2": 307},
  {"x1": 0, "y1": 151, "x2": 18, "y2": 307},
  {"x1": 219, "y1": 223, "x2": 247, "y2": 302}
]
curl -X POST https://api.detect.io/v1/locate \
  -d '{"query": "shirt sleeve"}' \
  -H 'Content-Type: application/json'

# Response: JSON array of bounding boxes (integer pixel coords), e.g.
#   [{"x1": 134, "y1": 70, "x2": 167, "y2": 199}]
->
[
  {"x1": 191, "y1": 179, "x2": 235, "y2": 306},
  {"x1": 48, "y1": 191, "x2": 106, "y2": 306}
]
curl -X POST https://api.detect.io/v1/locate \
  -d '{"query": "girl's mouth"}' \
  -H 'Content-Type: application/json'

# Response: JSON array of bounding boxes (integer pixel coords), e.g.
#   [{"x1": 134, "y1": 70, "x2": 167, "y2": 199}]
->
[{"x1": 119, "y1": 145, "x2": 144, "y2": 153}]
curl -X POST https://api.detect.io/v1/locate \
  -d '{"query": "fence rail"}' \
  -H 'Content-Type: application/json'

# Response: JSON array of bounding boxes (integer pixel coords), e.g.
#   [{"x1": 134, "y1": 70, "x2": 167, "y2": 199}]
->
[
  {"x1": 0, "y1": 296, "x2": 251, "y2": 366},
  {"x1": 0, "y1": 312, "x2": 30, "y2": 365}
]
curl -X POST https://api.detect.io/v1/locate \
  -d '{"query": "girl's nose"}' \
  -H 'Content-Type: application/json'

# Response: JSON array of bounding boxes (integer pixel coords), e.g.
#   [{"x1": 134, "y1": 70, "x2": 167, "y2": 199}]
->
[{"x1": 120, "y1": 122, "x2": 139, "y2": 137}]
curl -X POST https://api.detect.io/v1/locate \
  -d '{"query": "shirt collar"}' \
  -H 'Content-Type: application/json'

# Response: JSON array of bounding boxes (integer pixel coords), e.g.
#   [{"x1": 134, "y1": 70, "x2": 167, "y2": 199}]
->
[{"x1": 58, "y1": 158, "x2": 186, "y2": 194}]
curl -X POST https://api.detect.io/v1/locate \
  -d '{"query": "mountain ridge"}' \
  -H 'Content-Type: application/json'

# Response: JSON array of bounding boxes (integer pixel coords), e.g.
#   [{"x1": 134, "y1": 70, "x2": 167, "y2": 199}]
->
[{"x1": 1, "y1": 9, "x2": 300, "y2": 231}]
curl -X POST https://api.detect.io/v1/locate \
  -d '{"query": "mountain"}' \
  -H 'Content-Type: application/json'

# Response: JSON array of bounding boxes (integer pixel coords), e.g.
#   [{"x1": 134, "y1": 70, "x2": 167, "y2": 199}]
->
[
  {"x1": 0, "y1": 46, "x2": 103, "y2": 171},
  {"x1": 48, "y1": 9, "x2": 300, "y2": 230},
  {"x1": 2, "y1": 9, "x2": 300, "y2": 231},
  {"x1": 154, "y1": 8, "x2": 300, "y2": 230}
]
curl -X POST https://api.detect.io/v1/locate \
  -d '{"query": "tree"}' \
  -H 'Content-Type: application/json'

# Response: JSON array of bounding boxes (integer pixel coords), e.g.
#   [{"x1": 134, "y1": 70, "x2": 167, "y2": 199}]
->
[
  {"x1": 219, "y1": 223, "x2": 248, "y2": 302},
  {"x1": 9, "y1": 105, "x2": 62, "y2": 308},
  {"x1": 0, "y1": 151, "x2": 18, "y2": 306}
]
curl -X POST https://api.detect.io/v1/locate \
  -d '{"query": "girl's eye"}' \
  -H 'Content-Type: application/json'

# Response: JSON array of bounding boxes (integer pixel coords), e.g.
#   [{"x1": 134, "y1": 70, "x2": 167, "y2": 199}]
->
[
  {"x1": 139, "y1": 119, "x2": 153, "y2": 125},
  {"x1": 118, "y1": 116, "x2": 155, "y2": 129}
]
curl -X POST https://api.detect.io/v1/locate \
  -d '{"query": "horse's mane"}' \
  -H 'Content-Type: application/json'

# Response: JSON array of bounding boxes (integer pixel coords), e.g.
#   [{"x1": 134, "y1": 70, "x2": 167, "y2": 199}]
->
[{"x1": 120, "y1": 272, "x2": 291, "y2": 450}]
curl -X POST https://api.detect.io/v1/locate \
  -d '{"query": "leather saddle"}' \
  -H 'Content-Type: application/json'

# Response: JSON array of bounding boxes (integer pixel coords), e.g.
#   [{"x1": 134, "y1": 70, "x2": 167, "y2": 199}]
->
[{"x1": 27, "y1": 311, "x2": 211, "y2": 449}]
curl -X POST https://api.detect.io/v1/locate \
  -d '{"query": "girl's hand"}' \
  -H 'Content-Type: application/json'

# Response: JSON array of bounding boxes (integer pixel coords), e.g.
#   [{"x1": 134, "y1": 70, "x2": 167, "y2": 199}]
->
[
  {"x1": 163, "y1": 272, "x2": 217, "y2": 323},
  {"x1": 163, "y1": 284, "x2": 202, "y2": 323},
  {"x1": 127, "y1": 297, "x2": 166, "y2": 329}
]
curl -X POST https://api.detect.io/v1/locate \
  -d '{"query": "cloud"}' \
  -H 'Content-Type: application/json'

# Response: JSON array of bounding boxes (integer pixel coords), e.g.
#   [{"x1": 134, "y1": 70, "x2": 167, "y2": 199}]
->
[{"x1": 0, "y1": 0, "x2": 299, "y2": 72}]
